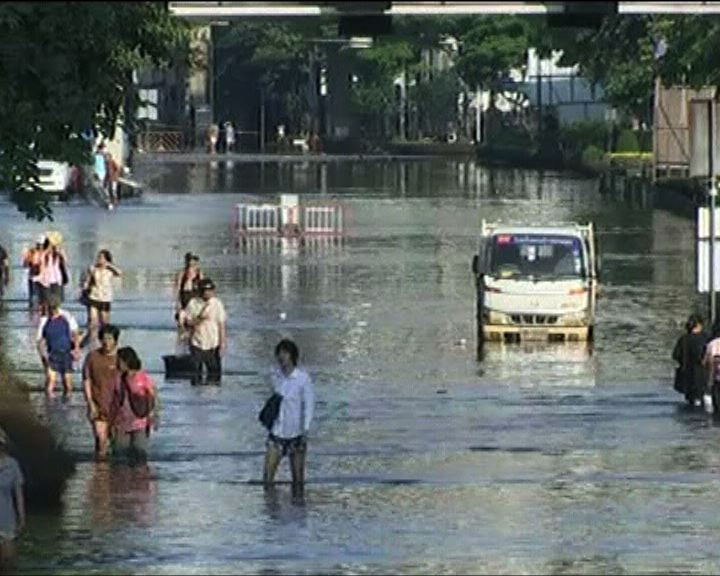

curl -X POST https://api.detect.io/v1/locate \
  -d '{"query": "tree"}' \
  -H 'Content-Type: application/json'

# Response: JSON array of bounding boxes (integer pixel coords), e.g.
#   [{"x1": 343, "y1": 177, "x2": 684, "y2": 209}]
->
[
  {"x1": 0, "y1": 2, "x2": 190, "y2": 220},
  {"x1": 454, "y1": 16, "x2": 531, "y2": 94},
  {"x1": 414, "y1": 69, "x2": 462, "y2": 138},
  {"x1": 350, "y1": 38, "x2": 417, "y2": 137},
  {"x1": 544, "y1": 15, "x2": 655, "y2": 122}
]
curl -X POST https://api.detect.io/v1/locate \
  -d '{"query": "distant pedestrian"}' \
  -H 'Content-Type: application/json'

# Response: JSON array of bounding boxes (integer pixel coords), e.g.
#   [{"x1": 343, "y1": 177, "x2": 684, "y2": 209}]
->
[
  {"x1": 82, "y1": 250, "x2": 122, "y2": 341},
  {"x1": 262, "y1": 339, "x2": 315, "y2": 498},
  {"x1": 105, "y1": 152, "x2": 121, "y2": 205},
  {"x1": 186, "y1": 278, "x2": 226, "y2": 385},
  {"x1": 94, "y1": 143, "x2": 108, "y2": 189},
  {"x1": 175, "y1": 252, "x2": 203, "y2": 313},
  {"x1": 673, "y1": 313, "x2": 710, "y2": 407},
  {"x1": 224, "y1": 121, "x2": 235, "y2": 153},
  {"x1": 0, "y1": 242, "x2": 8, "y2": 302},
  {"x1": 207, "y1": 124, "x2": 219, "y2": 154},
  {"x1": 21, "y1": 236, "x2": 44, "y2": 307},
  {"x1": 83, "y1": 324, "x2": 121, "y2": 460},
  {"x1": 36, "y1": 296, "x2": 81, "y2": 399},
  {"x1": 0, "y1": 427, "x2": 25, "y2": 570},
  {"x1": 37, "y1": 233, "x2": 69, "y2": 314},
  {"x1": 111, "y1": 347, "x2": 157, "y2": 464}
]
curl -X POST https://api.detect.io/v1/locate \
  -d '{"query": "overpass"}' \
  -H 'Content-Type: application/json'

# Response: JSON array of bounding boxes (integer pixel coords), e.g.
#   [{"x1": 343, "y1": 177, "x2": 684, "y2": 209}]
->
[{"x1": 169, "y1": 1, "x2": 720, "y2": 18}]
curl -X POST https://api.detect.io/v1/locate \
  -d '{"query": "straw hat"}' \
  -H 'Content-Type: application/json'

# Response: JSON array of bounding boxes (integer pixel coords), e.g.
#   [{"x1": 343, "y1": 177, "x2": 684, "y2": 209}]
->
[{"x1": 46, "y1": 231, "x2": 63, "y2": 247}]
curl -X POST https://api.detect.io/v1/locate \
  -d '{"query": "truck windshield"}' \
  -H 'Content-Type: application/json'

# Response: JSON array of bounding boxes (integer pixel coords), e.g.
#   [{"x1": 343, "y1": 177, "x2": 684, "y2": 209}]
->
[{"x1": 490, "y1": 234, "x2": 586, "y2": 280}]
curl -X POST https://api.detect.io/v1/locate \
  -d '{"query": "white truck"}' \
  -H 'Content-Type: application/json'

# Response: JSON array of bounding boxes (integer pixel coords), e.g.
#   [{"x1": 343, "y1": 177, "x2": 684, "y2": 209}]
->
[{"x1": 472, "y1": 220, "x2": 599, "y2": 343}]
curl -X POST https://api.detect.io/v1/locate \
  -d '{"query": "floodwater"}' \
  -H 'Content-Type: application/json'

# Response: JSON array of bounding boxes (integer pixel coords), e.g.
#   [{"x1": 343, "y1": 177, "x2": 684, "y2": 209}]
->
[{"x1": 0, "y1": 158, "x2": 715, "y2": 574}]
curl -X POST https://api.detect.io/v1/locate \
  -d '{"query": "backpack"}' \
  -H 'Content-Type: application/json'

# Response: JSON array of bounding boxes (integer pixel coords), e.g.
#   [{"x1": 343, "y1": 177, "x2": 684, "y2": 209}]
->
[
  {"x1": 258, "y1": 393, "x2": 282, "y2": 431},
  {"x1": 122, "y1": 375, "x2": 155, "y2": 419}
]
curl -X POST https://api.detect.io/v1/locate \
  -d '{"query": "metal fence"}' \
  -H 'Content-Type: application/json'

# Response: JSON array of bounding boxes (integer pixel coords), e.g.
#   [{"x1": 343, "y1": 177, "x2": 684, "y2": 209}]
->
[
  {"x1": 237, "y1": 204, "x2": 281, "y2": 235},
  {"x1": 138, "y1": 131, "x2": 185, "y2": 152},
  {"x1": 303, "y1": 205, "x2": 343, "y2": 235}
]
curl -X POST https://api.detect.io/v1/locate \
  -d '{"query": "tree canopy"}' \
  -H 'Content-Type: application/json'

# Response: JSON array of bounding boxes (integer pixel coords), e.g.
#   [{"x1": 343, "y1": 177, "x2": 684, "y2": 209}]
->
[{"x1": 0, "y1": 2, "x2": 190, "y2": 220}]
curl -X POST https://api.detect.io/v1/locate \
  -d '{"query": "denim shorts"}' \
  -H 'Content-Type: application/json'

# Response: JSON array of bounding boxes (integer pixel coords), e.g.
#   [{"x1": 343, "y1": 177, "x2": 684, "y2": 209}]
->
[{"x1": 48, "y1": 351, "x2": 73, "y2": 377}]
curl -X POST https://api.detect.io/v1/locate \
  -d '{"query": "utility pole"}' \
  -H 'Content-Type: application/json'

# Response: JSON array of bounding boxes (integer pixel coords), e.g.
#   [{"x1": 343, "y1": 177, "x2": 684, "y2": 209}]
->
[
  {"x1": 260, "y1": 85, "x2": 266, "y2": 153},
  {"x1": 475, "y1": 84, "x2": 482, "y2": 144},
  {"x1": 709, "y1": 98, "x2": 717, "y2": 325}
]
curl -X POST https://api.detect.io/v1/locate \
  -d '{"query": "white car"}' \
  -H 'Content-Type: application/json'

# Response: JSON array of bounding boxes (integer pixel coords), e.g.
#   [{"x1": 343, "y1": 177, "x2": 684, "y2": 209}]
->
[{"x1": 37, "y1": 160, "x2": 71, "y2": 195}]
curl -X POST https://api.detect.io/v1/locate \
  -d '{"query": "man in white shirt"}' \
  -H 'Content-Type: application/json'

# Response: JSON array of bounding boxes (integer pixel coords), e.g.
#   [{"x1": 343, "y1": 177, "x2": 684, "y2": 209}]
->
[
  {"x1": 186, "y1": 278, "x2": 227, "y2": 385},
  {"x1": 263, "y1": 339, "x2": 315, "y2": 497}
]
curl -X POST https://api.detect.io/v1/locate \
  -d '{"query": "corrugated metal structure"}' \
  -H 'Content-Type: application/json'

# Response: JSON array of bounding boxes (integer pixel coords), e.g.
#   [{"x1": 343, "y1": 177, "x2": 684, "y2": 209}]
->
[{"x1": 654, "y1": 81, "x2": 718, "y2": 181}]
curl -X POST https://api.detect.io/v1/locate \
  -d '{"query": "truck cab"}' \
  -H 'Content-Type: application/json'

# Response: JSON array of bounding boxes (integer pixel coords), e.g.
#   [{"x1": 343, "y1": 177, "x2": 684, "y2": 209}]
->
[{"x1": 473, "y1": 220, "x2": 599, "y2": 343}]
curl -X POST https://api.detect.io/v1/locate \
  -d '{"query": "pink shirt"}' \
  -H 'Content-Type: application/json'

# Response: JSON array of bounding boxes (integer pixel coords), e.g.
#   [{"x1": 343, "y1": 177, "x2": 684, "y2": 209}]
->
[
  {"x1": 112, "y1": 371, "x2": 156, "y2": 433},
  {"x1": 39, "y1": 253, "x2": 63, "y2": 287},
  {"x1": 705, "y1": 338, "x2": 720, "y2": 383}
]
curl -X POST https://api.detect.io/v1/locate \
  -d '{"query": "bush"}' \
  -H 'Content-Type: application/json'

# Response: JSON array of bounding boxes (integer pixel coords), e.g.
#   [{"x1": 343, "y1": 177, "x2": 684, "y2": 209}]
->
[
  {"x1": 559, "y1": 121, "x2": 609, "y2": 152},
  {"x1": 616, "y1": 129, "x2": 641, "y2": 153},
  {"x1": 581, "y1": 144, "x2": 605, "y2": 168}
]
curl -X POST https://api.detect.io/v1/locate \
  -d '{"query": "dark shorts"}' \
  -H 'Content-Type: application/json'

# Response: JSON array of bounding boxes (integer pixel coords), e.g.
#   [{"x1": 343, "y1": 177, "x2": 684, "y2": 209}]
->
[
  {"x1": 48, "y1": 351, "x2": 73, "y2": 377},
  {"x1": 267, "y1": 434, "x2": 306, "y2": 458},
  {"x1": 88, "y1": 299, "x2": 111, "y2": 313},
  {"x1": 39, "y1": 284, "x2": 63, "y2": 304}
]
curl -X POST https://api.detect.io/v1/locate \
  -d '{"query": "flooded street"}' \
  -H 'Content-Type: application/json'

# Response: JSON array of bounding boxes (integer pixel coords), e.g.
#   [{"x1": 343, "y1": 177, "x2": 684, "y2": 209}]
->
[{"x1": 0, "y1": 159, "x2": 716, "y2": 574}]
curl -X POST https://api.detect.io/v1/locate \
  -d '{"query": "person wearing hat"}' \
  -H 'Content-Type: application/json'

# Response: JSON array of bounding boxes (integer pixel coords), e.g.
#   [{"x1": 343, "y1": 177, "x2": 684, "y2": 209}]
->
[
  {"x1": 185, "y1": 278, "x2": 226, "y2": 385},
  {"x1": 0, "y1": 427, "x2": 26, "y2": 568},
  {"x1": 22, "y1": 236, "x2": 45, "y2": 307}
]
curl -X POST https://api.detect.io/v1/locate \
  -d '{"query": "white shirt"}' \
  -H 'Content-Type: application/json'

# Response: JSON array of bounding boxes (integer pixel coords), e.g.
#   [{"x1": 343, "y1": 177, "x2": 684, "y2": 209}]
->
[
  {"x1": 189, "y1": 296, "x2": 227, "y2": 350},
  {"x1": 271, "y1": 367, "x2": 315, "y2": 439}
]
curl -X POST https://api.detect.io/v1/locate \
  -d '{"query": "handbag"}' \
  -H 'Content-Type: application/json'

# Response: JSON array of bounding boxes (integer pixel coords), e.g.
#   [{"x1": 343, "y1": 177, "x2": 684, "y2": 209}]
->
[
  {"x1": 59, "y1": 256, "x2": 69, "y2": 286},
  {"x1": 259, "y1": 393, "x2": 282, "y2": 431},
  {"x1": 121, "y1": 375, "x2": 155, "y2": 419},
  {"x1": 673, "y1": 336, "x2": 689, "y2": 394}
]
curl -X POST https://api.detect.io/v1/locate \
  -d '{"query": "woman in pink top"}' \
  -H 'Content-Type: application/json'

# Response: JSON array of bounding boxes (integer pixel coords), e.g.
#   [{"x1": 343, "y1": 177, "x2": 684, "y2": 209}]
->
[
  {"x1": 38, "y1": 237, "x2": 68, "y2": 315},
  {"x1": 111, "y1": 347, "x2": 158, "y2": 463}
]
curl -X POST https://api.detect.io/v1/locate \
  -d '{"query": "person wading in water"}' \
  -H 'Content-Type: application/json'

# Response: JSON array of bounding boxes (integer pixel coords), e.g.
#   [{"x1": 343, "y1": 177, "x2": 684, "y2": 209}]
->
[
  {"x1": 83, "y1": 325, "x2": 121, "y2": 460},
  {"x1": 0, "y1": 428, "x2": 25, "y2": 571},
  {"x1": 673, "y1": 313, "x2": 710, "y2": 407}
]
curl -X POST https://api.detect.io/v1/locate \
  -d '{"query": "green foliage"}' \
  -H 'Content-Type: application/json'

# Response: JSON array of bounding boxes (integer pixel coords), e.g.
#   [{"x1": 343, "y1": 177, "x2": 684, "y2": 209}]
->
[
  {"x1": 560, "y1": 121, "x2": 608, "y2": 151},
  {"x1": 581, "y1": 144, "x2": 605, "y2": 168},
  {"x1": 653, "y1": 15, "x2": 720, "y2": 89},
  {"x1": 0, "y1": 2, "x2": 190, "y2": 220},
  {"x1": 454, "y1": 16, "x2": 531, "y2": 90},
  {"x1": 616, "y1": 129, "x2": 641, "y2": 153},
  {"x1": 547, "y1": 15, "x2": 654, "y2": 121},
  {"x1": 350, "y1": 38, "x2": 417, "y2": 117},
  {"x1": 414, "y1": 69, "x2": 461, "y2": 137}
]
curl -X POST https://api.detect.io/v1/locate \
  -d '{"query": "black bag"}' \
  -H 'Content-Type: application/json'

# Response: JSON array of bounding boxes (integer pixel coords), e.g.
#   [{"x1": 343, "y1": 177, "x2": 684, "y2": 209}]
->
[
  {"x1": 60, "y1": 257, "x2": 69, "y2": 286},
  {"x1": 673, "y1": 335, "x2": 689, "y2": 394},
  {"x1": 259, "y1": 393, "x2": 282, "y2": 430},
  {"x1": 674, "y1": 367, "x2": 686, "y2": 394}
]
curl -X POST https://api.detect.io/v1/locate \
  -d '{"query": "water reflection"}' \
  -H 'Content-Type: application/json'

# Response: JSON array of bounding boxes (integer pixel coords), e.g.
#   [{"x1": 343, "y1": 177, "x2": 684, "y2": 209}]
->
[{"x1": 85, "y1": 462, "x2": 158, "y2": 530}]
